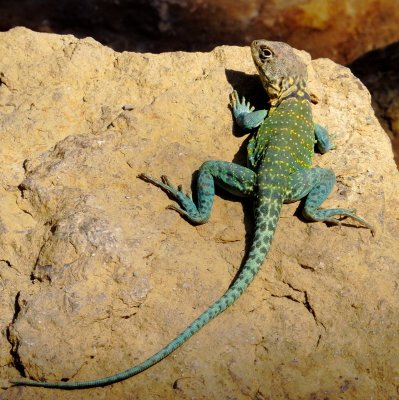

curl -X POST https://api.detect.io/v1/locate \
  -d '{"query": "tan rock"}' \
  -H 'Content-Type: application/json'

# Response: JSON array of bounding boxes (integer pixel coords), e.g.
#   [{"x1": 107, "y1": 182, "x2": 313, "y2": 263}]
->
[
  {"x1": 350, "y1": 41, "x2": 399, "y2": 167},
  {"x1": 0, "y1": 27, "x2": 398, "y2": 399}
]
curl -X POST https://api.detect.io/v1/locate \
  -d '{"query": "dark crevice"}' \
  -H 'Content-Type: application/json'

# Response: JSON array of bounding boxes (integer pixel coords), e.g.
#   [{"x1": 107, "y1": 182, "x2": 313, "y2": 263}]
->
[
  {"x1": 267, "y1": 290, "x2": 324, "y2": 349},
  {"x1": 17, "y1": 183, "x2": 27, "y2": 199},
  {"x1": 22, "y1": 159, "x2": 29, "y2": 174},
  {"x1": 275, "y1": 281, "x2": 326, "y2": 332},
  {"x1": 299, "y1": 263, "x2": 315, "y2": 272},
  {"x1": 120, "y1": 313, "x2": 135, "y2": 319},
  {"x1": 270, "y1": 293, "x2": 300, "y2": 304},
  {"x1": 0, "y1": 72, "x2": 11, "y2": 90},
  {"x1": 15, "y1": 182, "x2": 35, "y2": 218},
  {"x1": 304, "y1": 291, "x2": 326, "y2": 330},
  {"x1": 7, "y1": 292, "x2": 27, "y2": 377},
  {"x1": 283, "y1": 280, "x2": 304, "y2": 293},
  {"x1": 1, "y1": 259, "x2": 21, "y2": 274},
  {"x1": 1, "y1": 259, "x2": 12, "y2": 267},
  {"x1": 17, "y1": 181, "x2": 28, "y2": 200},
  {"x1": 10, "y1": 292, "x2": 21, "y2": 324},
  {"x1": 303, "y1": 291, "x2": 317, "y2": 319},
  {"x1": 15, "y1": 206, "x2": 34, "y2": 218},
  {"x1": 0, "y1": 73, "x2": 9, "y2": 89}
]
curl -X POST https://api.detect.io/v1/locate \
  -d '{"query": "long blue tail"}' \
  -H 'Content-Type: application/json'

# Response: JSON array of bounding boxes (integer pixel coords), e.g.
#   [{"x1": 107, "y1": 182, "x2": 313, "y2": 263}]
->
[{"x1": 11, "y1": 195, "x2": 283, "y2": 389}]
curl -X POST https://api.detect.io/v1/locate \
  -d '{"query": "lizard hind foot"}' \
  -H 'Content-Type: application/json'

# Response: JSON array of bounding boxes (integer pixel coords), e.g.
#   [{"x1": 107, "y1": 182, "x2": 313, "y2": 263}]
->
[
  {"x1": 345, "y1": 212, "x2": 375, "y2": 235},
  {"x1": 305, "y1": 207, "x2": 374, "y2": 234},
  {"x1": 332, "y1": 209, "x2": 374, "y2": 233}
]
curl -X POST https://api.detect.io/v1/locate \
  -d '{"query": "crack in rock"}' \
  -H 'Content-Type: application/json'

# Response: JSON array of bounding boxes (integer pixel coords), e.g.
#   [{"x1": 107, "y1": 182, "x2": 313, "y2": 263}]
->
[{"x1": 6, "y1": 292, "x2": 26, "y2": 378}]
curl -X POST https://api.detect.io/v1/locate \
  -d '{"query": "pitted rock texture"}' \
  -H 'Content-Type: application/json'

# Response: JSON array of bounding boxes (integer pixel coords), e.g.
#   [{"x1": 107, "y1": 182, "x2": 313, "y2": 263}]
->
[{"x1": 0, "y1": 27, "x2": 398, "y2": 400}]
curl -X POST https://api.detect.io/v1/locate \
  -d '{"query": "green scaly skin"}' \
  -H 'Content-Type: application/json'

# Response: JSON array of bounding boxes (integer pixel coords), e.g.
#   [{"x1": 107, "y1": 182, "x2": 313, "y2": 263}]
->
[{"x1": 11, "y1": 40, "x2": 373, "y2": 389}]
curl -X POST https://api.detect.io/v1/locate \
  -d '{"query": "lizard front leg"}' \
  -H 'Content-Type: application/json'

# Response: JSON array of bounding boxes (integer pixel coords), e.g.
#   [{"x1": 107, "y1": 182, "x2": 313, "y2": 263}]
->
[
  {"x1": 230, "y1": 91, "x2": 269, "y2": 169},
  {"x1": 314, "y1": 123, "x2": 335, "y2": 153},
  {"x1": 138, "y1": 161, "x2": 256, "y2": 224},
  {"x1": 230, "y1": 90, "x2": 268, "y2": 129}
]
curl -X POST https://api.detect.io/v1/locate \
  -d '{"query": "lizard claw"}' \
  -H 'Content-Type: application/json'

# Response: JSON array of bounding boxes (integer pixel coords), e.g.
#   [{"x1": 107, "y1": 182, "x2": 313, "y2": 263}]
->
[
  {"x1": 230, "y1": 90, "x2": 256, "y2": 119},
  {"x1": 166, "y1": 204, "x2": 187, "y2": 216},
  {"x1": 327, "y1": 218, "x2": 342, "y2": 226},
  {"x1": 328, "y1": 133, "x2": 337, "y2": 150},
  {"x1": 161, "y1": 175, "x2": 172, "y2": 186},
  {"x1": 229, "y1": 90, "x2": 239, "y2": 108},
  {"x1": 137, "y1": 172, "x2": 153, "y2": 182}
]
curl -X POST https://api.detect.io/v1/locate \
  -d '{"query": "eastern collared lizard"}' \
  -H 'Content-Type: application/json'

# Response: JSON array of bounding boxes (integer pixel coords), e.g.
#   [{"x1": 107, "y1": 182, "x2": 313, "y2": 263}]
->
[{"x1": 11, "y1": 40, "x2": 373, "y2": 389}]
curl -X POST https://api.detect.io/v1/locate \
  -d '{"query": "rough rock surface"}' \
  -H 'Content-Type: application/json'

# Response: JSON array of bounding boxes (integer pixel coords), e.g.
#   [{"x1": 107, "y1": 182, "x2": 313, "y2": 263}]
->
[
  {"x1": 0, "y1": 27, "x2": 398, "y2": 399},
  {"x1": 350, "y1": 41, "x2": 399, "y2": 167},
  {"x1": 1, "y1": 0, "x2": 399, "y2": 64}
]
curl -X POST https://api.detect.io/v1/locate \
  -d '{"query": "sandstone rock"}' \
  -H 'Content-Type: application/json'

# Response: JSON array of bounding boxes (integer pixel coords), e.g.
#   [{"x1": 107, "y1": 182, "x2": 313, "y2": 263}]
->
[
  {"x1": 0, "y1": 27, "x2": 398, "y2": 399},
  {"x1": 152, "y1": 0, "x2": 399, "y2": 64},
  {"x1": 350, "y1": 41, "x2": 399, "y2": 167},
  {"x1": 1, "y1": 0, "x2": 399, "y2": 64}
]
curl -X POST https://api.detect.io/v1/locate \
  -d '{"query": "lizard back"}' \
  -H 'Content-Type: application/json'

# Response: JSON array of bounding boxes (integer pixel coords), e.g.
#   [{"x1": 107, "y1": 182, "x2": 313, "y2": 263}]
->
[{"x1": 250, "y1": 96, "x2": 315, "y2": 177}]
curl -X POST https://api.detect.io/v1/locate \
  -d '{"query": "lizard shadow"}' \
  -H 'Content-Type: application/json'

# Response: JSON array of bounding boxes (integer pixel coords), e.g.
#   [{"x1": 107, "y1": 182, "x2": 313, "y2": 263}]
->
[
  {"x1": 184, "y1": 69, "x2": 271, "y2": 278},
  {"x1": 224, "y1": 69, "x2": 270, "y2": 135},
  {"x1": 223, "y1": 69, "x2": 269, "y2": 275},
  {"x1": 223, "y1": 69, "x2": 269, "y2": 163}
]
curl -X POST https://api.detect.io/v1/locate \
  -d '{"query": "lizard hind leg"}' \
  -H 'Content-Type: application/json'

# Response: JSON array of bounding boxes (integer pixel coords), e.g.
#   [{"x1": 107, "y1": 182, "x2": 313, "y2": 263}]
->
[
  {"x1": 286, "y1": 167, "x2": 374, "y2": 232},
  {"x1": 138, "y1": 160, "x2": 256, "y2": 224}
]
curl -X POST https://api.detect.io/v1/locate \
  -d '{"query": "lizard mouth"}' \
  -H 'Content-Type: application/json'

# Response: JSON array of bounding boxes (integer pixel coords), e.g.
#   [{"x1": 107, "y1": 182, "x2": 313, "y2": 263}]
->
[
  {"x1": 251, "y1": 40, "x2": 262, "y2": 66},
  {"x1": 250, "y1": 40, "x2": 272, "y2": 89}
]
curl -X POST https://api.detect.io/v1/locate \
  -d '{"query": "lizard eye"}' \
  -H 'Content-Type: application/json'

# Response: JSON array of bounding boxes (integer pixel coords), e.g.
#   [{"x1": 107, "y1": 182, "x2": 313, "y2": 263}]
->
[{"x1": 259, "y1": 46, "x2": 273, "y2": 62}]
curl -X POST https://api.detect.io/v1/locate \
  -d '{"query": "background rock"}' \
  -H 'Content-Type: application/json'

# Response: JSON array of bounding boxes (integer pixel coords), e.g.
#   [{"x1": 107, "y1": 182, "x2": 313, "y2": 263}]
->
[
  {"x1": 1, "y1": 0, "x2": 399, "y2": 64},
  {"x1": 0, "y1": 27, "x2": 398, "y2": 399},
  {"x1": 350, "y1": 41, "x2": 399, "y2": 167}
]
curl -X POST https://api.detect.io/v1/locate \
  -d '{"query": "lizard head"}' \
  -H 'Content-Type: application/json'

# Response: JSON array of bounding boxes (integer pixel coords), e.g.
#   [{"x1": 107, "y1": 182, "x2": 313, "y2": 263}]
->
[{"x1": 251, "y1": 40, "x2": 308, "y2": 103}]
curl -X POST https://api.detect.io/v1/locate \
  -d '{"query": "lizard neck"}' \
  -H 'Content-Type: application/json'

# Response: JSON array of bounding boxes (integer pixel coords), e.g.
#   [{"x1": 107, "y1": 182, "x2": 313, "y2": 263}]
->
[{"x1": 269, "y1": 86, "x2": 311, "y2": 108}]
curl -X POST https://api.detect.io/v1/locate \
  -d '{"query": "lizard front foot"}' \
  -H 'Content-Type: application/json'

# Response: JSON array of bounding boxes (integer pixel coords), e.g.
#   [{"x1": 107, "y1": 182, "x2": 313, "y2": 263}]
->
[
  {"x1": 230, "y1": 90, "x2": 255, "y2": 116},
  {"x1": 229, "y1": 90, "x2": 267, "y2": 129},
  {"x1": 138, "y1": 173, "x2": 206, "y2": 224}
]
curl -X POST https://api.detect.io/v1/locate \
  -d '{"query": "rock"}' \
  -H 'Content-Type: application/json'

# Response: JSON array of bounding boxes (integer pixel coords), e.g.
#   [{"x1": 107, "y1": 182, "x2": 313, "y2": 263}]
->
[
  {"x1": 350, "y1": 41, "x2": 399, "y2": 167},
  {"x1": 153, "y1": 0, "x2": 399, "y2": 64},
  {"x1": 0, "y1": 27, "x2": 398, "y2": 399},
  {"x1": 1, "y1": 0, "x2": 399, "y2": 64}
]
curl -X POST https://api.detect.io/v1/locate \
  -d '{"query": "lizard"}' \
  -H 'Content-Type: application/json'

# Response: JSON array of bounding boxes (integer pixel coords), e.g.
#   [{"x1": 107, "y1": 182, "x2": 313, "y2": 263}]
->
[{"x1": 11, "y1": 39, "x2": 374, "y2": 389}]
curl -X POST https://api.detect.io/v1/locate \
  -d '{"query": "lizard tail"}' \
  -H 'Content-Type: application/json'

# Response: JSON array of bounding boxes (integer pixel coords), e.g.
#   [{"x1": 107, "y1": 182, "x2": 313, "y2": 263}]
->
[{"x1": 11, "y1": 195, "x2": 283, "y2": 390}]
